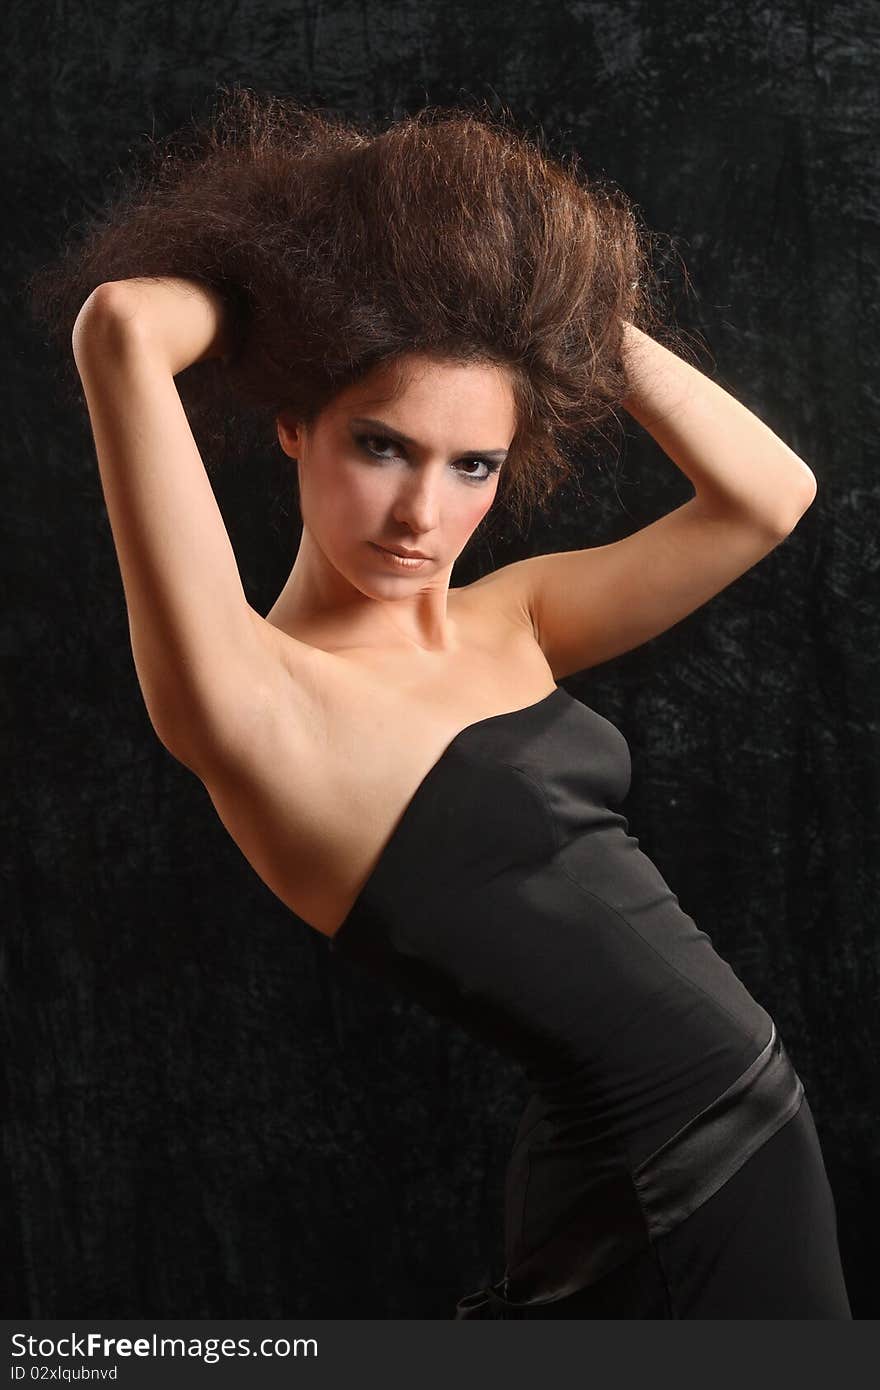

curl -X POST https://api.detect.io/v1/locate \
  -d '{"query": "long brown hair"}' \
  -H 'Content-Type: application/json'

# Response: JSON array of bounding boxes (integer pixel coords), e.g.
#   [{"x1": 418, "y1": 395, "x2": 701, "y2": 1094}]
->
[{"x1": 26, "y1": 84, "x2": 679, "y2": 534}]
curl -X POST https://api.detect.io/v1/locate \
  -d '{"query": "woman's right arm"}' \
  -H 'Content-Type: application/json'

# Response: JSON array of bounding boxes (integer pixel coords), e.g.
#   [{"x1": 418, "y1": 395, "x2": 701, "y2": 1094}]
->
[{"x1": 71, "y1": 280, "x2": 304, "y2": 778}]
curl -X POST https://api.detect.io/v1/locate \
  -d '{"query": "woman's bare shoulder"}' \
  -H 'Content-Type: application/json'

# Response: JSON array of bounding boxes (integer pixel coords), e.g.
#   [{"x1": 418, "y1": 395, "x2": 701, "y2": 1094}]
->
[
  {"x1": 453, "y1": 559, "x2": 536, "y2": 637},
  {"x1": 182, "y1": 570, "x2": 549, "y2": 934},
  {"x1": 183, "y1": 561, "x2": 537, "y2": 789}
]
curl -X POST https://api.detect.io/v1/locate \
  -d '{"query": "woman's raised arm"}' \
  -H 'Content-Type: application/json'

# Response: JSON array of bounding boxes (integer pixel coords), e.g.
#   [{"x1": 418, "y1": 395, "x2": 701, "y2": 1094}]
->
[{"x1": 71, "y1": 278, "x2": 306, "y2": 777}]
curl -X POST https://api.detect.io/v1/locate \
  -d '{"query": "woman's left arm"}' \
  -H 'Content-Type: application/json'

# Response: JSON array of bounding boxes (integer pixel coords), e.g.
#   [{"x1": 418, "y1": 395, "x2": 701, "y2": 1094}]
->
[
  {"x1": 619, "y1": 321, "x2": 817, "y2": 530},
  {"x1": 479, "y1": 325, "x2": 820, "y2": 680}
]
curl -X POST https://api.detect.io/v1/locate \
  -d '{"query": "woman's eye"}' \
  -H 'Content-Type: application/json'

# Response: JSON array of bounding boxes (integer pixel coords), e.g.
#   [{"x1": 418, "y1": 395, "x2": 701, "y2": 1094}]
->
[
  {"x1": 358, "y1": 434, "x2": 399, "y2": 459},
  {"x1": 455, "y1": 458, "x2": 500, "y2": 483},
  {"x1": 356, "y1": 434, "x2": 499, "y2": 483}
]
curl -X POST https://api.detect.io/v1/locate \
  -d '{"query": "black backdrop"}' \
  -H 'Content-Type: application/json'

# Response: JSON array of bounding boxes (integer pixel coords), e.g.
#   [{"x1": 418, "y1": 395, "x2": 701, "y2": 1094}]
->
[{"x1": 4, "y1": 1, "x2": 878, "y2": 1318}]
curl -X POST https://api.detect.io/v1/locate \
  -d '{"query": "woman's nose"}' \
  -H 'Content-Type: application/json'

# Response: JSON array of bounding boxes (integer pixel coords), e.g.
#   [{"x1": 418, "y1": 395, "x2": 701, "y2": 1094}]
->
[{"x1": 392, "y1": 470, "x2": 441, "y2": 533}]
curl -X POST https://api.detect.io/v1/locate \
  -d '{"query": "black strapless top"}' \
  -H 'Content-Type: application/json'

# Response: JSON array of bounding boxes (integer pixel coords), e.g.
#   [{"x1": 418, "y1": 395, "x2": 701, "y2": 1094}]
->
[{"x1": 329, "y1": 685, "x2": 773, "y2": 1288}]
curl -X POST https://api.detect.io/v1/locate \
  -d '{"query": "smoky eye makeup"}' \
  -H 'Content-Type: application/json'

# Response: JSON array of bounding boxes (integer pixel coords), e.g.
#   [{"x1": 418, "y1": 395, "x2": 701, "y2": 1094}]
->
[
  {"x1": 353, "y1": 431, "x2": 503, "y2": 482},
  {"x1": 348, "y1": 418, "x2": 507, "y2": 481}
]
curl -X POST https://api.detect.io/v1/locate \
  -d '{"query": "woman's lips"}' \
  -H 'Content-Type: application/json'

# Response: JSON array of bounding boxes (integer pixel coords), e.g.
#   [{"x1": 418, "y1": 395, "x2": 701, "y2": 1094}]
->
[{"x1": 370, "y1": 543, "x2": 429, "y2": 569}]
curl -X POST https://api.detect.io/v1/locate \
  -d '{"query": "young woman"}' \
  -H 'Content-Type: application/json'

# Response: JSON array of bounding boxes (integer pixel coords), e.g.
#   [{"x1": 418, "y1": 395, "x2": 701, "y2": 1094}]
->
[{"x1": 30, "y1": 88, "x2": 851, "y2": 1318}]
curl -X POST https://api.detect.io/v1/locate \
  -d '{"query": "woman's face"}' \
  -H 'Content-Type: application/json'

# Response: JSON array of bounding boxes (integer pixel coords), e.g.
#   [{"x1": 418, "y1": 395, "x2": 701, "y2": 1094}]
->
[{"x1": 277, "y1": 355, "x2": 516, "y2": 593}]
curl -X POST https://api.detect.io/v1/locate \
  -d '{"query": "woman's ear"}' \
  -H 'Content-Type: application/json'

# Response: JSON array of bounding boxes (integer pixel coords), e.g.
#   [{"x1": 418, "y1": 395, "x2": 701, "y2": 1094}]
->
[{"x1": 276, "y1": 411, "x2": 303, "y2": 460}]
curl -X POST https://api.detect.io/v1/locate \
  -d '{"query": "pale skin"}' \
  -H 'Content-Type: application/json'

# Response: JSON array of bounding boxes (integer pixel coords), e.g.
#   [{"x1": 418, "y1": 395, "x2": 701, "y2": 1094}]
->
[{"x1": 71, "y1": 275, "x2": 817, "y2": 937}]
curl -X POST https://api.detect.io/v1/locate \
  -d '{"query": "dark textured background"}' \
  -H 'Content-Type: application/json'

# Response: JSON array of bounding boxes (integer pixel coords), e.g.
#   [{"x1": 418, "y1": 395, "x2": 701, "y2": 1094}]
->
[{"x1": 4, "y1": 0, "x2": 878, "y2": 1318}]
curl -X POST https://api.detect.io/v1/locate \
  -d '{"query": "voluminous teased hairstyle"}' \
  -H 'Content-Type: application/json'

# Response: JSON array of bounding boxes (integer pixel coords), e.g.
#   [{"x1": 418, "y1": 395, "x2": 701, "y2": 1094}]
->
[{"x1": 27, "y1": 85, "x2": 677, "y2": 533}]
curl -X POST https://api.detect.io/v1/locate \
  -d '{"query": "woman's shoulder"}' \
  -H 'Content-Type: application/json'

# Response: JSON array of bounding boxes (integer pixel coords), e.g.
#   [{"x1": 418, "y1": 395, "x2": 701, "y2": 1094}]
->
[
  {"x1": 452, "y1": 560, "x2": 537, "y2": 639},
  {"x1": 180, "y1": 572, "x2": 551, "y2": 936}
]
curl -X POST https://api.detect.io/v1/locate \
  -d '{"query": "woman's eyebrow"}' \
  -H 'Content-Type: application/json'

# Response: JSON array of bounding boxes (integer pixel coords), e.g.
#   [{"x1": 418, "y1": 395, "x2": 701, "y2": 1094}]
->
[{"x1": 349, "y1": 416, "x2": 508, "y2": 457}]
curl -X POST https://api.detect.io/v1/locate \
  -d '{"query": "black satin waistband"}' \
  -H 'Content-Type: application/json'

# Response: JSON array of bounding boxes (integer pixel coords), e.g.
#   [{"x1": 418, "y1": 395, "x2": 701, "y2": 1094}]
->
[{"x1": 454, "y1": 1021, "x2": 805, "y2": 1317}]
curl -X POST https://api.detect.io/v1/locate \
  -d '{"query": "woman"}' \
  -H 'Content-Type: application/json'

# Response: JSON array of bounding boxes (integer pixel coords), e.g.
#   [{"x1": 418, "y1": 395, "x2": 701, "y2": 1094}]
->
[{"x1": 30, "y1": 87, "x2": 851, "y2": 1318}]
